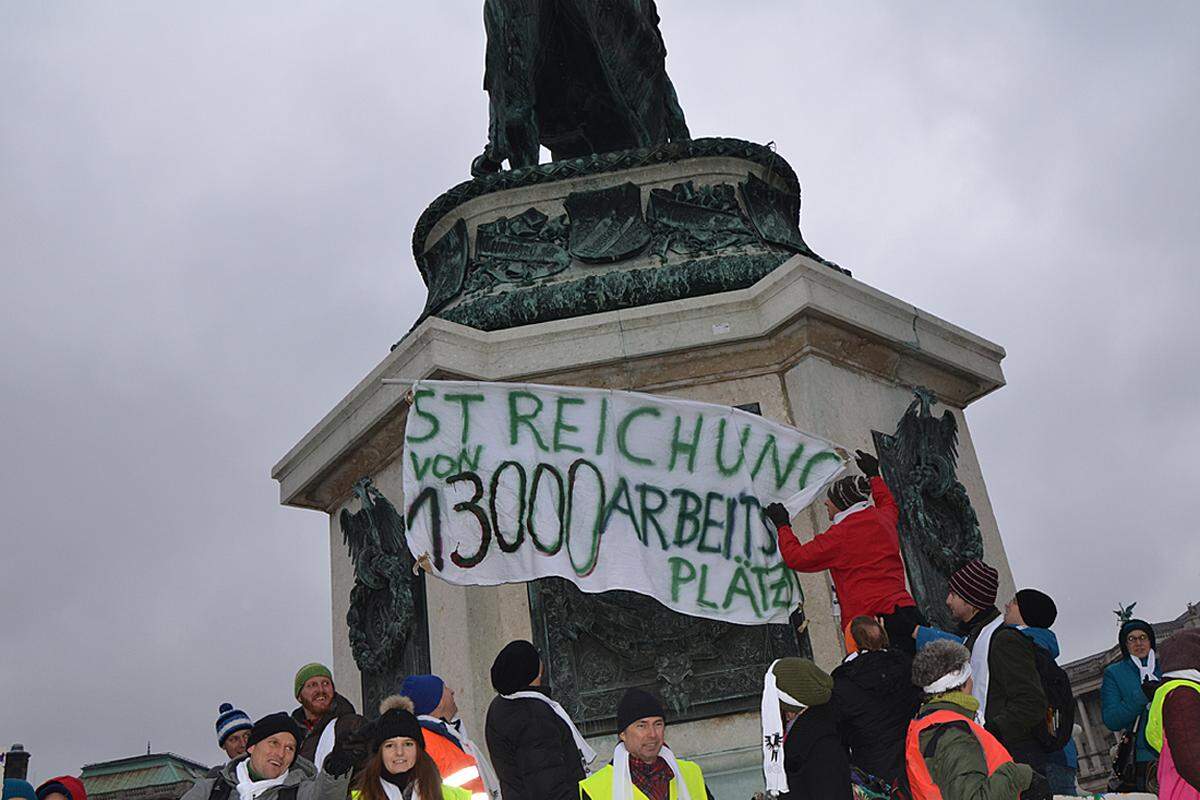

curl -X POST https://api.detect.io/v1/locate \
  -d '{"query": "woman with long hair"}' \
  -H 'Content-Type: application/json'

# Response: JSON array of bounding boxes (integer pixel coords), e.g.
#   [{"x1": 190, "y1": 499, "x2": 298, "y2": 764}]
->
[{"x1": 350, "y1": 697, "x2": 469, "y2": 800}]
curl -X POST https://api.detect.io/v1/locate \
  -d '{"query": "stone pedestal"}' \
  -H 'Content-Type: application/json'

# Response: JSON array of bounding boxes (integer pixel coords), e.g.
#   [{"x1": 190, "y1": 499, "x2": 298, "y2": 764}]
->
[{"x1": 272, "y1": 145, "x2": 1010, "y2": 796}]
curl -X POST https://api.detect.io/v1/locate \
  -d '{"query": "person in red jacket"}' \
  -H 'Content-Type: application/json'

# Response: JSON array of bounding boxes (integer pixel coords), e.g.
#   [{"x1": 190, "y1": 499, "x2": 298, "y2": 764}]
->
[{"x1": 766, "y1": 448, "x2": 925, "y2": 655}]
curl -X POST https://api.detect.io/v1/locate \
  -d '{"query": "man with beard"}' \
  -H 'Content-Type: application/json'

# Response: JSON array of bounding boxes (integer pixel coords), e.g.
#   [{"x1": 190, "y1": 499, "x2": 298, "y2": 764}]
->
[{"x1": 290, "y1": 663, "x2": 365, "y2": 768}]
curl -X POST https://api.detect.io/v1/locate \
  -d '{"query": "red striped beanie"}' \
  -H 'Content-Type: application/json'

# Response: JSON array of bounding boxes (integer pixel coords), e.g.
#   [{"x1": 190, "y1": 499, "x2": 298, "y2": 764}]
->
[{"x1": 948, "y1": 559, "x2": 998, "y2": 609}]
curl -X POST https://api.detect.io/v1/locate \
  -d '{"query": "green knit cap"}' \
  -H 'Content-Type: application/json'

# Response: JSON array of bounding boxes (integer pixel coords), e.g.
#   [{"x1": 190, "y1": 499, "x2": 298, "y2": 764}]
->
[
  {"x1": 771, "y1": 658, "x2": 833, "y2": 709},
  {"x1": 294, "y1": 662, "x2": 333, "y2": 698}
]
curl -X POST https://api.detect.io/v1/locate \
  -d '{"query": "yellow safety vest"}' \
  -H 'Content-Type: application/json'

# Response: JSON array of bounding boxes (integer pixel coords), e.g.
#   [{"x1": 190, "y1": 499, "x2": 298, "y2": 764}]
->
[
  {"x1": 1145, "y1": 678, "x2": 1200, "y2": 752},
  {"x1": 578, "y1": 759, "x2": 707, "y2": 800},
  {"x1": 350, "y1": 784, "x2": 471, "y2": 800}
]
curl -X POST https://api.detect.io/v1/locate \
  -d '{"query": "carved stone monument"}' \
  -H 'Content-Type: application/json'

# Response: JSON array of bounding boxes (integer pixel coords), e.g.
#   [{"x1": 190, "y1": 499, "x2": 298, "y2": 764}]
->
[{"x1": 272, "y1": 7, "x2": 1016, "y2": 796}]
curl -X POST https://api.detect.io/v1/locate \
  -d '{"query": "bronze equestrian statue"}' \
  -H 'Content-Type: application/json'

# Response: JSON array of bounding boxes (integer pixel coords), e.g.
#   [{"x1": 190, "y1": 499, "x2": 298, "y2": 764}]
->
[{"x1": 472, "y1": 0, "x2": 691, "y2": 176}]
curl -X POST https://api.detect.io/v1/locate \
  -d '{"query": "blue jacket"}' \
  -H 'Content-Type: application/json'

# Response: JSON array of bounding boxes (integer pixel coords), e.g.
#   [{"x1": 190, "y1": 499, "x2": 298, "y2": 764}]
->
[
  {"x1": 915, "y1": 625, "x2": 964, "y2": 649},
  {"x1": 1101, "y1": 654, "x2": 1161, "y2": 764},
  {"x1": 1018, "y1": 627, "x2": 1078, "y2": 769}
]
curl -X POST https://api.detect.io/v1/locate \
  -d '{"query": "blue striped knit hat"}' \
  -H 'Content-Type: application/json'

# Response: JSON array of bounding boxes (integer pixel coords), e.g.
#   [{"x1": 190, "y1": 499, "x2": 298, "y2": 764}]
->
[{"x1": 216, "y1": 702, "x2": 253, "y2": 746}]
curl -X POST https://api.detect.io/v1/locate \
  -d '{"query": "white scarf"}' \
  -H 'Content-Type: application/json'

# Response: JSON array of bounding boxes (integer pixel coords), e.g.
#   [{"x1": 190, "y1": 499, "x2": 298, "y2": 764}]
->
[
  {"x1": 761, "y1": 659, "x2": 807, "y2": 795},
  {"x1": 831, "y1": 500, "x2": 871, "y2": 526},
  {"x1": 313, "y1": 720, "x2": 338, "y2": 774},
  {"x1": 422, "y1": 715, "x2": 503, "y2": 799},
  {"x1": 968, "y1": 614, "x2": 1005, "y2": 724},
  {"x1": 610, "y1": 743, "x2": 691, "y2": 800},
  {"x1": 1163, "y1": 669, "x2": 1200, "y2": 684},
  {"x1": 234, "y1": 759, "x2": 289, "y2": 800},
  {"x1": 924, "y1": 663, "x2": 973, "y2": 695},
  {"x1": 1131, "y1": 650, "x2": 1158, "y2": 684},
  {"x1": 501, "y1": 691, "x2": 597, "y2": 771}
]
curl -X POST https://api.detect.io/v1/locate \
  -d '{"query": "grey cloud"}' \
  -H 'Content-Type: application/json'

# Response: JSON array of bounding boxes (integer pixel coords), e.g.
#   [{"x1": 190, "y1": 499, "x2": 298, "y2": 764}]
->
[{"x1": 2, "y1": 0, "x2": 1197, "y2": 780}]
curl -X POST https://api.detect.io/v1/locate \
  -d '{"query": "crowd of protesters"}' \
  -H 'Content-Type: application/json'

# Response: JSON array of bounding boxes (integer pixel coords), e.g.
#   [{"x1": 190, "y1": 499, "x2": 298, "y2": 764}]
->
[{"x1": 7, "y1": 451, "x2": 1198, "y2": 800}]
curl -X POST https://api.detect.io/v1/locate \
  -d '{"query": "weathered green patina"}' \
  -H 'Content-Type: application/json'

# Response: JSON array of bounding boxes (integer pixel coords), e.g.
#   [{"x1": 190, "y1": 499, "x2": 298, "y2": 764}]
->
[
  {"x1": 466, "y1": 209, "x2": 570, "y2": 294},
  {"x1": 442, "y1": 251, "x2": 789, "y2": 332},
  {"x1": 473, "y1": 0, "x2": 689, "y2": 175},
  {"x1": 530, "y1": 578, "x2": 810, "y2": 736},
  {"x1": 872, "y1": 388, "x2": 984, "y2": 631},
  {"x1": 405, "y1": 139, "x2": 844, "y2": 337},
  {"x1": 646, "y1": 180, "x2": 758, "y2": 257},
  {"x1": 414, "y1": 138, "x2": 797, "y2": 259},
  {"x1": 339, "y1": 478, "x2": 431, "y2": 715}
]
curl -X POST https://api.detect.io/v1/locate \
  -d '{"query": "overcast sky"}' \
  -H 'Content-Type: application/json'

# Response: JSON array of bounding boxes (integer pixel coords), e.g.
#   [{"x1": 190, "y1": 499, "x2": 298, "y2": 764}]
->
[{"x1": 3, "y1": 0, "x2": 1198, "y2": 782}]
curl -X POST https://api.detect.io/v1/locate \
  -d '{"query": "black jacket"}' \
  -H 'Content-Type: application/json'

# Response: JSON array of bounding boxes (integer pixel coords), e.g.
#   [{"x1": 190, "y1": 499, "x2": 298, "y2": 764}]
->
[
  {"x1": 485, "y1": 687, "x2": 586, "y2": 800},
  {"x1": 290, "y1": 693, "x2": 365, "y2": 766},
  {"x1": 780, "y1": 703, "x2": 852, "y2": 800},
  {"x1": 962, "y1": 607, "x2": 1047, "y2": 750},
  {"x1": 831, "y1": 649, "x2": 922, "y2": 784}
]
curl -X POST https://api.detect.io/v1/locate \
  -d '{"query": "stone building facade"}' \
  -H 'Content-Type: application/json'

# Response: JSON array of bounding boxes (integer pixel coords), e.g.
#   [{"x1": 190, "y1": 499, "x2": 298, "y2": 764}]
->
[{"x1": 1065, "y1": 603, "x2": 1200, "y2": 792}]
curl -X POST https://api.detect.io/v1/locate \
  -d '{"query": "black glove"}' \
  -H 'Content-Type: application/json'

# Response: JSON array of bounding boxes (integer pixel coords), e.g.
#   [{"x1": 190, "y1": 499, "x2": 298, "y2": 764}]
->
[
  {"x1": 322, "y1": 747, "x2": 358, "y2": 778},
  {"x1": 1020, "y1": 770, "x2": 1051, "y2": 800},
  {"x1": 854, "y1": 448, "x2": 879, "y2": 477},
  {"x1": 764, "y1": 503, "x2": 791, "y2": 529},
  {"x1": 1143, "y1": 677, "x2": 1162, "y2": 702}
]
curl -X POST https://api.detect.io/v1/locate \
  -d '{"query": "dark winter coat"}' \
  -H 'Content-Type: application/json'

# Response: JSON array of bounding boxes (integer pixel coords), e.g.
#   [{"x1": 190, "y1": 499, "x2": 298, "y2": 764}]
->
[
  {"x1": 290, "y1": 693, "x2": 365, "y2": 766},
  {"x1": 831, "y1": 649, "x2": 922, "y2": 784},
  {"x1": 962, "y1": 608, "x2": 1047, "y2": 751},
  {"x1": 1019, "y1": 626, "x2": 1079, "y2": 769},
  {"x1": 484, "y1": 686, "x2": 586, "y2": 800},
  {"x1": 779, "y1": 703, "x2": 852, "y2": 800},
  {"x1": 179, "y1": 754, "x2": 337, "y2": 800}
]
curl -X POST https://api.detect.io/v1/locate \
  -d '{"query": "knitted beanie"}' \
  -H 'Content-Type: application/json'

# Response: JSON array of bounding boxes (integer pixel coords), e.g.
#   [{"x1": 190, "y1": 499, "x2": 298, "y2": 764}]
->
[
  {"x1": 216, "y1": 702, "x2": 253, "y2": 746},
  {"x1": 4, "y1": 781, "x2": 38, "y2": 800},
  {"x1": 1015, "y1": 589, "x2": 1057, "y2": 628},
  {"x1": 294, "y1": 663, "x2": 333, "y2": 698},
  {"x1": 490, "y1": 640, "x2": 541, "y2": 695},
  {"x1": 948, "y1": 559, "x2": 999, "y2": 609},
  {"x1": 399, "y1": 675, "x2": 445, "y2": 717},
  {"x1": 1159, "y1": 628, "x2": 1200, "y2": 673},
  {"x1": 1118, "y1": 619, "x2": 1157, "y2": 657},
  {"x1": 247, "y1": 712, "x2": 304, "y2": 748},
  {"x1": 35, "y1": 777, "x2": 86, "y2": 800},
  {"x1": 770, "y1": 658, "x2": 833, "y2": 709},
  {"x1": 616, "y1": 688, "x2": 666, "y2": 733},
  {"x1": 827, "y1": 475, "x2": 871, "y2": 511},
  {"x1": 373, "y1": 696, "x2": 425, "y2": 751}
]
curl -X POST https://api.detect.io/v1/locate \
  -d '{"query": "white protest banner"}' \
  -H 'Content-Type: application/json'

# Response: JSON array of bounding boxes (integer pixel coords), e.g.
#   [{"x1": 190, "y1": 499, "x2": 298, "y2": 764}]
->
[{"x1": 401, "y1": 380, "x2": 848, "y2": 625}]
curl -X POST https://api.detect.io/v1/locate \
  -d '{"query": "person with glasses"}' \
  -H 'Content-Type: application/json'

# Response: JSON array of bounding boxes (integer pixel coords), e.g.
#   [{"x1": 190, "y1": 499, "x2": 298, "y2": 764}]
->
[{"x1": 1102, "y1": 619, "x2": 1163, "y2": 791}]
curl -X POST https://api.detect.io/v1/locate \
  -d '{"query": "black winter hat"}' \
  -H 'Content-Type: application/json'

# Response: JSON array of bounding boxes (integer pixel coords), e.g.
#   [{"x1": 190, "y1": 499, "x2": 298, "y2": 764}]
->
[
  {"x1": 1015, "y1": 589, "x2": 1057, "y2": 628},
  {"x1": 247, "y1": 712, "x2": 304, "y2": 748},
  {"x1": 491, "y1": 640, "x2": 541, "y2": 695},
  {"x1": 616, "y1": 688, "x2": 666, "y2": 733},
  {"x1": 1118, "y1": 619, "x2": 1157, "y2": 658},
  {"x1": 827, "y1": 475, "x2": 870, "y2": 511},
  {"x1": 372, "y1": 696, "x2": 425, "y2": 751}
]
